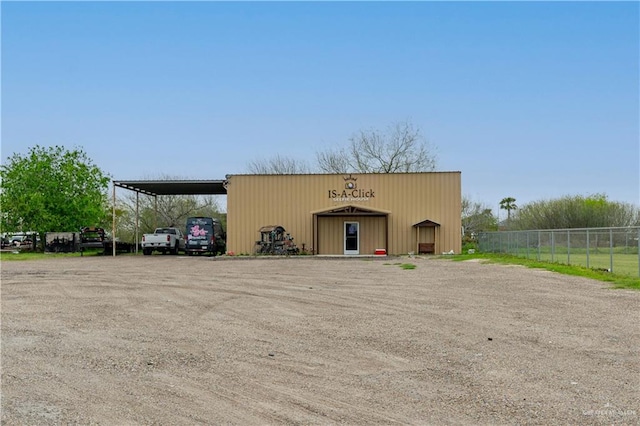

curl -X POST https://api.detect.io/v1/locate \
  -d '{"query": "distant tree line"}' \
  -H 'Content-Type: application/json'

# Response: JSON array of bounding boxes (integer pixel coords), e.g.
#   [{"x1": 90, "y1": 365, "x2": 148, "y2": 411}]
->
[
  {"x1": 464, "y1": 194, "x2": 639, "y2": 241},
  {"x1": 508, "y1": 194, "x2": 639, "y2": 230}
]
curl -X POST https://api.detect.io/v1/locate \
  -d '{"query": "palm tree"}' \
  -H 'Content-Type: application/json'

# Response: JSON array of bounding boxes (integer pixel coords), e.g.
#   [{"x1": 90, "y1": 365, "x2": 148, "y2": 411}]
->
[{"x1": 500, "y1": 197, "x2": 518, "y2": 223}]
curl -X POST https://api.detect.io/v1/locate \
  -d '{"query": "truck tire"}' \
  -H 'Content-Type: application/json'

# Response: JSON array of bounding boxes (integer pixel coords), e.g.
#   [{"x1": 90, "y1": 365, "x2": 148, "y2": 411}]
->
[
  {"x1": 172, "y1": 243, "x2": 179, "y2": 255},
  {"x1": 143, "y1": 248, "x2": 152, "y2": 255}
]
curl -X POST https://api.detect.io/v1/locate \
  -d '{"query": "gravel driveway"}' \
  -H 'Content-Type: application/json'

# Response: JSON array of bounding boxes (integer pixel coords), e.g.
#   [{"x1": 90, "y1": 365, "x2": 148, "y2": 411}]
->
[{"x1": 1, "y1": 255, "x2": 638, "y2": 425}]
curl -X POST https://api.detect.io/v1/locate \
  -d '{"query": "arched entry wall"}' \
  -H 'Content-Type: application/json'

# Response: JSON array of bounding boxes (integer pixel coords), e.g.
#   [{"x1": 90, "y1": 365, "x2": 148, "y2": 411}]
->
[{"x1": 312, "y1": 205, "x2": 389, "y2": 255}]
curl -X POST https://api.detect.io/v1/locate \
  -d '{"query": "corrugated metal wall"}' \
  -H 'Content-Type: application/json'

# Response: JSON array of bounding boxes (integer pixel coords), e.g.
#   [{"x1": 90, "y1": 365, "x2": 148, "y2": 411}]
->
[{"x1": 226, "y1": 172, "x2": 461, "y2": 255}]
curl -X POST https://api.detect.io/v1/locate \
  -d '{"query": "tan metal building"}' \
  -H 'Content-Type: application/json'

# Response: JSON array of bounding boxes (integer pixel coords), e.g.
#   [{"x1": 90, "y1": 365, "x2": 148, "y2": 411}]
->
[{"x1": 226, "y1": 172, "x2": 461, "y2": 256}]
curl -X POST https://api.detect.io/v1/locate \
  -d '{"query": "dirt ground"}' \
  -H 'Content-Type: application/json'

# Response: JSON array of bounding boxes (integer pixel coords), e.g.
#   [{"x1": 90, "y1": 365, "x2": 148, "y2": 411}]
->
[{"x1": 1, "y1": 255, "x2": 638, "y2": 425}]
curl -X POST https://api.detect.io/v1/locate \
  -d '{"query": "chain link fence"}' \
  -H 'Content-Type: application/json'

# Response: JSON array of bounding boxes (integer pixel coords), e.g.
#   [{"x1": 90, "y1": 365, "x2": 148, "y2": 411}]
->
[{"x1": 478, "y1": 227, "x2": 640, "y2": 277}]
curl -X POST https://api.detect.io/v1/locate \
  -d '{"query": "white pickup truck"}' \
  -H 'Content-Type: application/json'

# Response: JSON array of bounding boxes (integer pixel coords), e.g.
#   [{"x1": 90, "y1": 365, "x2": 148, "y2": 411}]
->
[{"x1": 141, "y1": 227, "x2": 184, "y2": 255}]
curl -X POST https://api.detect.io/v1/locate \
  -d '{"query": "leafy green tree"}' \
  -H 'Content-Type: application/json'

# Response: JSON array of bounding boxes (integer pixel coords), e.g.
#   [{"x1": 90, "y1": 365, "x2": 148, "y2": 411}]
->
[
  {"x1": 511, "y1": 194, "x2": 639, "y2": 229},
  {"x1": 462, "y1": 196, "x2": 498, "y2": 240},
  {"x1": 0, "y1": 145, "x2": 111, "y2": 246},
  {"x1": 499, "y1": 197, "x2": 518, "y2": 224}
]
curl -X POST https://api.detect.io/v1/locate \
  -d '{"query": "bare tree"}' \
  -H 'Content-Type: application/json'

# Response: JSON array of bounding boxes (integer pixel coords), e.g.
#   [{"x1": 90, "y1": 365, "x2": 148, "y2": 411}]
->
[
  {"x1": 316, "y1": 121, "x2": 437, "y2": 173},
  {"x1": 247, "y1": 155, "x2": 311, "y2": 174},
  {"x1": 315, "y1": 149, "x2": 351, "y2": 174},
  {"x1": 118, "y1": 192, "x2": 224, "y2": 238}
]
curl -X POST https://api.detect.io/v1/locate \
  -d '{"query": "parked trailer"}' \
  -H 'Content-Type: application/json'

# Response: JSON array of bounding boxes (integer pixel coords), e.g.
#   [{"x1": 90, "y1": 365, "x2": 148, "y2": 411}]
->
[
  {"x1": 103, "y1": 240, "x2": 136, "y2": 255},
  {"x1": 79, "y1": 227, "x2": 134, "y2": 256},
  {"x1": 79, "y1": 227, "x2": 106, "y2": 256},
  {"x1": 45, "y1": 232, "x2": 79, "y2": 253}
]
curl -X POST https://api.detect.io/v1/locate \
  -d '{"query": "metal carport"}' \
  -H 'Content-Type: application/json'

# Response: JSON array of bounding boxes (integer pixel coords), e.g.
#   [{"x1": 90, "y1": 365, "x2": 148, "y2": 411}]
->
[{"x1": 111, "y1": 179, "x2": 228, "y2": 256}]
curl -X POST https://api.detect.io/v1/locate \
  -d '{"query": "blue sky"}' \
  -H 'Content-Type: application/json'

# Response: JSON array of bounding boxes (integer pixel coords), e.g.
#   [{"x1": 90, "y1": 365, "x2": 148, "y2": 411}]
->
[{"x1": 2, "y1": 1, "x2": 639, "y2": 213}]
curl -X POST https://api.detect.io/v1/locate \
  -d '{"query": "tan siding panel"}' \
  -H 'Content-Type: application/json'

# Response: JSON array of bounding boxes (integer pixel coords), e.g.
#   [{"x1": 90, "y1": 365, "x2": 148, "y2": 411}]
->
[
  {"x1": 317, "y1": 217, "x2": 339, "y2": 254},
  {"x1": 360, "y1": 217, "x2": 386, "y2": 254}
]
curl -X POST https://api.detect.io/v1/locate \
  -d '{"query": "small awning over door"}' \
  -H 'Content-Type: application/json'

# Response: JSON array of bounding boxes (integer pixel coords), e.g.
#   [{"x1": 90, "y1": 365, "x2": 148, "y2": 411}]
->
[
  {"x1": 413, "y1": 219, "x2": 441, "y2": 254},
  {"x1": 413, "y1": 219, "x2": 440, "y2": 228}
]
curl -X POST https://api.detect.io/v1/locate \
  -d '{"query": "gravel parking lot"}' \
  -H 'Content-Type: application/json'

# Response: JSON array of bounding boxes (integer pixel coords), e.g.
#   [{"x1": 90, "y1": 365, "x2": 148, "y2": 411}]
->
[{"x1": 1, "y1": 255, "x2": 638, "y2": 425}]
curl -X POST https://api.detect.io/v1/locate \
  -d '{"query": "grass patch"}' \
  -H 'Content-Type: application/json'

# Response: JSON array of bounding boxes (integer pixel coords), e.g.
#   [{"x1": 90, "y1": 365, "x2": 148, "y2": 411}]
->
[
  {"x1": 0, "y1": 249, "x2": 128, "y2": 261},
  {"x1": 384, "y1": 262, "x2": 415, "y2": 269},
  {"x1": 450, "y1": 253, "x2": 640, "y2": 290},
  {"x1": 399, "y1": 263, "x2": 416, "y2": 270},
  {"x1": 488, "y1": 249, "x2": 638, "y2": 276}
]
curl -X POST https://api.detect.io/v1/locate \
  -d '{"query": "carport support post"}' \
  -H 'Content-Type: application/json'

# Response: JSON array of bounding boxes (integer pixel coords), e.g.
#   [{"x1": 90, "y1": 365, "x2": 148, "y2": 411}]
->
[
  {"x1": 135, "y1": 192, "x2": 139, "y2": 254},
  {"x1": 112, "y1": 184, "x2": 116, "y2": 257}
]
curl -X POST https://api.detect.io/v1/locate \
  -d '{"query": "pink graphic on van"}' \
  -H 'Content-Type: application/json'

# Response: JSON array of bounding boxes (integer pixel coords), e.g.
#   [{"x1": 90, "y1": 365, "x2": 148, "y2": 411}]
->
[{"x1": 190, "y1": 225, "x2": 208, "y2": 237}]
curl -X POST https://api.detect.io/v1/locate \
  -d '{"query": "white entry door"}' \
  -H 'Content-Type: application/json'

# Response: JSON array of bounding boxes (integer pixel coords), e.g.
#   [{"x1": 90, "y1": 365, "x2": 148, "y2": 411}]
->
[{"x1": 344, "y1": 222, "x2": 360, "y2": 255}]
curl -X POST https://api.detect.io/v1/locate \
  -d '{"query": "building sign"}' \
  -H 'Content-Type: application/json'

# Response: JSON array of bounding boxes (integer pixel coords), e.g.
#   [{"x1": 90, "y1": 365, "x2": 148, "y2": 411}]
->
[{"x1": 328, "y1": 174, "x2": 375, "y2": 202}]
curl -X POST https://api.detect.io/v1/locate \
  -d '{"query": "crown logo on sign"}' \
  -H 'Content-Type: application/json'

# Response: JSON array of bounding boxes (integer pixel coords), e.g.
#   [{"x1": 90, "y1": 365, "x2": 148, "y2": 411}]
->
[{"x1": 343, "y1": 174, "x2": 357, "y2": 190}]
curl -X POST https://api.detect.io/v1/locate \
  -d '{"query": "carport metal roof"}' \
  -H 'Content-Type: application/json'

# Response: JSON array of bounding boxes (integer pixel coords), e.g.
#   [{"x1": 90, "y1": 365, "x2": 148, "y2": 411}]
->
[{"x1": 113, "y1": 179, "x2": 227, "y2": 196}]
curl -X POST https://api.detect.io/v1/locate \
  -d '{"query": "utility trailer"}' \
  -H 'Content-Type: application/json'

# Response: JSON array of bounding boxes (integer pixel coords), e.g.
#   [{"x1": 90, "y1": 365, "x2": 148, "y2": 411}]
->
[
  {"x1": 103, "y1": 240, "x2": 136, "y2": 255},
  {"x1": 45, "y1": 232, "x2": 79, "y2": 253},
  {"x1": 78, "y1": 227, "x2": 134, "y2": 255},
  {"x1": 79, "y1": 227, "x2": 106, "y2": 255}
]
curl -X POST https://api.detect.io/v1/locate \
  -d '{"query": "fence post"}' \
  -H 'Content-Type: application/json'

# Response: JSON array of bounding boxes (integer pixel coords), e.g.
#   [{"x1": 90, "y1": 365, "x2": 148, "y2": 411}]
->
[
  {"x1": 551, "y1": 231, "x2": 555, "y2": 263},
  {"x1": 537, "y1": 230, "x2": 541, "y2": 261},
  {"x1": 567, "y1": 230, "x2": 571, "y2": 265},
  {"x1": 586, "y1": 229, "x2": 590, "y2": 269},
  {"x1": 526, "y1": 232, "x2": 530, "y2": 259},
  {"x1": 609, "y1": 228, "x2": 614, "y2": 273}
]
